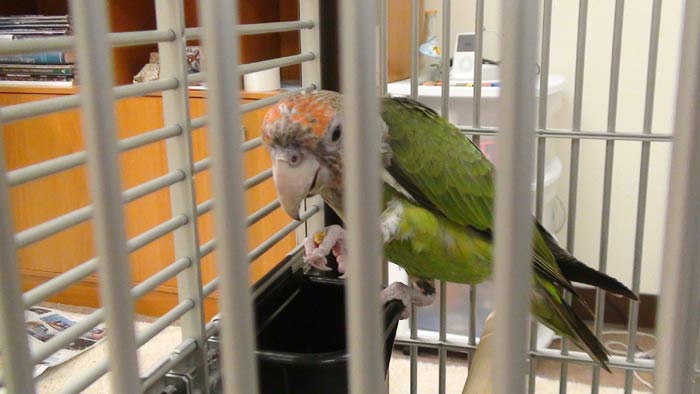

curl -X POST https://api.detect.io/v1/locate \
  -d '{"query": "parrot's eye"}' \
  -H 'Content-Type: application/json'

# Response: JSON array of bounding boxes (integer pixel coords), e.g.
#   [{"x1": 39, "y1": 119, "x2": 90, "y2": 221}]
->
[
  {"x1": 331, "y1": 126, "x2": 342, "y2": 142},
  {"x1": 289, "y1": 152, "x2": 301, "y2": 165}
]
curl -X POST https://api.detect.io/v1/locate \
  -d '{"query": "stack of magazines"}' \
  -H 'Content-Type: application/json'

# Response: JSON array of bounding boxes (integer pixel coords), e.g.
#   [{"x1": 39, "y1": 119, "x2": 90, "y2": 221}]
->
[{"x1": 0, "y1": 15, "x2": 75, "y2": 87}]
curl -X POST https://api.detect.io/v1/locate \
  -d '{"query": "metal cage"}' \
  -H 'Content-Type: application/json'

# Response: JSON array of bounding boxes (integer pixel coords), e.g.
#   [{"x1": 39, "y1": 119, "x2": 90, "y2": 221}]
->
[{"x1": 0, "y1": 0, "x2": 698, "y2": 393}]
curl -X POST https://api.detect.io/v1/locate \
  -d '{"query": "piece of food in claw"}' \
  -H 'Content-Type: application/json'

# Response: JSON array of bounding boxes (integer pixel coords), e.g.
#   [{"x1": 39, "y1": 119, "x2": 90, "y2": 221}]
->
[{"x1": 313, "y1": 230, "x2": 326, "y2": 246}]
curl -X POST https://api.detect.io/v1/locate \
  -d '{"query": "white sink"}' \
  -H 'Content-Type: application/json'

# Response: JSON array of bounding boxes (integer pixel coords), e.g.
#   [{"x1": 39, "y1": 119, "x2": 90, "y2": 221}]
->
[{"x1": 387, "y1": 74, "x2": 566, "y2": 127}]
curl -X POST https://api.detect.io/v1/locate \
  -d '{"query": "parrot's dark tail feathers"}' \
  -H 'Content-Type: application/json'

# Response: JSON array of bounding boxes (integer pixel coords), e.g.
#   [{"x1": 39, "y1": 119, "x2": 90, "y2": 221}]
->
[
  {"x1": 556, "y1": 298, "x2": 612, "y2": 373},
  {"x1": 537, "y1": 222, "x2": 638, "y2": 300},
  {"x1": 557, "y1": 257, "x2": 638, "y2": 300}
]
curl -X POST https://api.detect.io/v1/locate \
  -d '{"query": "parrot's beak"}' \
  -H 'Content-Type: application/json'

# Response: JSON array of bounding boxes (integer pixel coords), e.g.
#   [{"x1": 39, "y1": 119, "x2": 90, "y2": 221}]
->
[{"x1": 272, "y1": 154, "x2": 320, "y2": 220}]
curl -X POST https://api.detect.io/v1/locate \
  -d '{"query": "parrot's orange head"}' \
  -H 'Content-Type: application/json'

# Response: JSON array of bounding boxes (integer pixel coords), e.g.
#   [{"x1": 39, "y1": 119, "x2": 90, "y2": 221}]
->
[{"x1": 262, "y1": 90, "x2": 346, "y2": 219}]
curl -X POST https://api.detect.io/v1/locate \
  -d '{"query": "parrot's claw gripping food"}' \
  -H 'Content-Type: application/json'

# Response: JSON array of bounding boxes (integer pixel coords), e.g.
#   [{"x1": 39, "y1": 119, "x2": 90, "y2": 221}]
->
[{"x1": 303, "y1": 225, "x2": 347, "y2": 274}]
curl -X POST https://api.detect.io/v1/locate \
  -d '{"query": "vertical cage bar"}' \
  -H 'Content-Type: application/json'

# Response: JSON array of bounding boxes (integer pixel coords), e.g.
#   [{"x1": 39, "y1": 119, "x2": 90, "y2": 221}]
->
[
  {"x1": 468, "y1": 284, "x2": 477, "y2": 348},
  {"x1": 439, "y1": 281, "x2": 447, "y2": 394},
  {"x1": 592, "y1": 1, "x2": 624, "y2": 391},
  {"x1": 68, "y1": 0, "x2": 140, "y2": 391},
  {"x1": 624, "y1": 0, "x2": 661, "y2": 392},
  {"x1": 0, "y1": 123, "x2": 34, "y2": 394},
  {"x1": 529, "y1": 1, "x2": 553, "y2": 390},
  {"x1": 561, "y1": 1, "x2": 588, "y2": 391},
  {"x1": 472, "y1": 0, "x2": 484, "y2": 130},
  {"x1": 154, "y1": 0, "x2": 209, "y2": 390},
  {"x1": 410, "y1": 0, "x2": 419, "y2": 100},
  {"x1": 410, "y1": 282, "x2": 418, "y2": 394},
  {"x1": 439, "y1": 0, "x2": 451, "y2": 118},
  {"x1": 300, "y1": 0, "x2": 321, "y2": 88},
  {"x1": 198, "y1": 0, "x2": 260, "y2": 392},
  {"x1": 409, "y1": 2, "x2": 419, "y2": 391},
  {"x1": 299, "y1": 0, "x2": 324, "y2": 244},
  {"x1": 379, "y1": 0, "x2": 388, "y2": 96},
  {"x1": 469, "y1": 1, "x2": 484, "y2": 363},
  {"x1": 493, "y1": 0, "x2": 539, "y2": 393},
  {"x1": 655, "y1": 0, "x2": 700, "y2": 391},
  {"x1": 538, "y1": 0, "x2": 552, "y2": 132},
  {"x1": 529, "y1": 145, "x2": 546, "y2": 394},
  {"x1": 340, "y1": 0, "x2": 384, "y2": 393},
  {"x1": 438, "y1": 3, "x2": 450, "y2": 391}
]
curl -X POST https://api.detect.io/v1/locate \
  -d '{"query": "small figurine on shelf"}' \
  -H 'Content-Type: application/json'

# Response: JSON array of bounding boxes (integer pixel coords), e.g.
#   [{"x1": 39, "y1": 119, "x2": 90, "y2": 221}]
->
[
  {"x1": 132, "y1": 47, "x2": 201, "y2": 84},
  {"x1": 132, "y1": 52, "x2": 159, "y2": 83},
  {"x1": 419, "y1": 9, "x2": 442, "y2": 83}
]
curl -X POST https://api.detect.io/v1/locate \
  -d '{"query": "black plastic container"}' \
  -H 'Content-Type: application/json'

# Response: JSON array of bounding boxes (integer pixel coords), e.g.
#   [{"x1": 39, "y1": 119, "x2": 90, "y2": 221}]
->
[{"x1": 252, "y1": 267, "x2": 403, "y2": 394}]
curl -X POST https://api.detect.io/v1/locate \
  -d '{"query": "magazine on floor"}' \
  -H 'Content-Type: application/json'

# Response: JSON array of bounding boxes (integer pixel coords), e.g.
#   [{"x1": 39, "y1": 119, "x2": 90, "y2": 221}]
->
[{"x1": 24, "y1": 306, "x2": 106, "y2": 378}]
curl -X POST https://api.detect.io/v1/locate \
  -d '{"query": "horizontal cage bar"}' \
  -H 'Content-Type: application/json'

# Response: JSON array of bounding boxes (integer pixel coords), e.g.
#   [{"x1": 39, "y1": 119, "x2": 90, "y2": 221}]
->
[
  {"x1": 187, "y1": 53, "x2": 316, "y2": 85},
  {"x1": 187, "y1": 85, "x2": 315, "y2": 160},
  {"x1": 0, "y1": 29, "x2": 175, "y2": 57},
  {"x1": 458, "y1": 127, "x2": 672, "y2": 142},
  {"x1": 185, "y1": 20, "x2": 314, "y2": 40},
  {"x1": 0, "y1": 78, "x2": 178, "y2": 124}
]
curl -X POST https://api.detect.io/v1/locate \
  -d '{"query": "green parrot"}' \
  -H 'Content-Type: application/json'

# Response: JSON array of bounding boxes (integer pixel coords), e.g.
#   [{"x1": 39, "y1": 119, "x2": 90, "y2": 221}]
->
[{"x1": 261, "y1": 89, "x2": 637, "y2": 371}]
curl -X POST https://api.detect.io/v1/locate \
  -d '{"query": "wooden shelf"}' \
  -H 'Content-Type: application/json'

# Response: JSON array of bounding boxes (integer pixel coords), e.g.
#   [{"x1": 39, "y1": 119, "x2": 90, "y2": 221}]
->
[
  {"x1": 1, "y1": 0, "x2": 303, "y2": 85},
  {"x1": 1, "y1": 0, "x2": 416, "y2": 86}
]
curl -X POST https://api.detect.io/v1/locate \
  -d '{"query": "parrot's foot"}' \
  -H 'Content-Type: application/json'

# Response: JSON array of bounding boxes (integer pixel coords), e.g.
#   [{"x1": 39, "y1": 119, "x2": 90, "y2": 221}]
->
[
  {"x1": 380, "y1": 281, "x2": 435, "y2": 320},
  {"x1": 303, "y1": 225, "x2": 347, "y2": 274}
]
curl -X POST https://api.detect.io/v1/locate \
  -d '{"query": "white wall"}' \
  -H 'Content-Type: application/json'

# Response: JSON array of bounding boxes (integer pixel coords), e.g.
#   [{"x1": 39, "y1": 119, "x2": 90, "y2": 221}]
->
[{"x1": 422, "y1": 0, "x2": 684, "y2": 294}]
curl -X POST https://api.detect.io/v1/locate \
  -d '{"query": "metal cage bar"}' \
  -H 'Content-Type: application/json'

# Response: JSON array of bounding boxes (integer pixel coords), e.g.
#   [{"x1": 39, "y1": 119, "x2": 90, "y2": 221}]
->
[
  {"x1": 492, "y1": 1, "x2": 539, "y2": 394},
  {"x1": 591, "y1": 1, "x2": 625, "y2": 391},
  {"x1": 68, "y1": 0, "x2": 141, "y2": 391},
  {"x1": 0, "y1": 126, "x2": 35, "y2": 394},
  {"x1": 155, "y1": 0, "x2": 210, "y2": 390},
  {"x1": 185, "y1": 20, "x2": 314, "y2": 40},
  {"x1": 529, "y1": 1, "x2": 553, "y2": 391},
  {"x1": 409, "y1": 2, "x2": 420, "y2": 391},
  {"x1": 624, "y1": 0, "x2": 662, "y2": 392},
  {"x1": 460, "y1": 126, "x2": 673, "y2": 142},
  {"x1": 0, "y1": 29, "x2": 175, "y2": 57},
  {"x1": 438, "y1": 2, "x2": 451, "y2": 392},
  {"x1": 198, "y1": 0, "x2": 260, "y2": 393},
  {"x1": 7, "y1": 124, "x2": 181, "y2": 187},
  {"x1": 0, "y1": 77, "x2": 178, "y2": 124},
  {"x1": 378, "y1": 0, "x2": 388, "y2": 96},
  {"x1": 340, "y1": 0, "x2": 384, "y2": 392},
  {"x1": 472, "y1": 0, "x2": 484, "y2": 131},
  {"x1": 187, "y1": 53, "x2": 316, "y2": 86},
  {"x1": 469, "y1": 0, "x2": 485, "y2": 361},
  {"x1": 655, "y1": 0, "x2": 700, "y2": 391}
]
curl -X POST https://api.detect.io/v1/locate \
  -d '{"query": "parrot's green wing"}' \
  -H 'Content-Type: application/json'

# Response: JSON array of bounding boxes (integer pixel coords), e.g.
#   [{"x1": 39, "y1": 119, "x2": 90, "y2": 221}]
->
[
  {"x1": 382, "y1": 97, "x2": 495, "y2": 230},
  {"x1": 381, "y1": 97, "x2": 575, "y2": 293}
]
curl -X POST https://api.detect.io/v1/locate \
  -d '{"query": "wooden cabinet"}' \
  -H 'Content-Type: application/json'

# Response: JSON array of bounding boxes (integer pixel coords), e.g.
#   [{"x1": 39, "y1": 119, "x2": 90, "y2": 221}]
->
[{"x1": 1, "y1": 87, "x2": 295, "y2": 320}]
